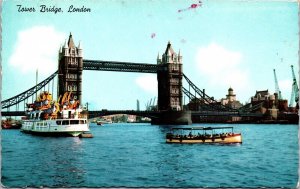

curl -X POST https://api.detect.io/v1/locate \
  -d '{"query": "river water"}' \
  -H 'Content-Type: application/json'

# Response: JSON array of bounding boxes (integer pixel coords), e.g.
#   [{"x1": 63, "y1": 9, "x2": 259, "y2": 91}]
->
[{"x1": 1, "y1": 123, "x2": 299, "y2": 187}]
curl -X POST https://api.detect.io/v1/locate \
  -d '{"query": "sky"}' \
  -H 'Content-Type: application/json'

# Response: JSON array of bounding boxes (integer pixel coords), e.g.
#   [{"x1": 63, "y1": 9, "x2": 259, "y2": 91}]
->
[{"x1": 1, "y1": 0, "x2": 299, "y2": 110}]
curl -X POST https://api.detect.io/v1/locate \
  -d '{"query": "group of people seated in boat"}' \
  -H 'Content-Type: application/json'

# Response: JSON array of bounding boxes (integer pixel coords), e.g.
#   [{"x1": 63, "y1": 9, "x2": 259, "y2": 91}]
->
[{"x1": 170, "y1": 132, "x2": 235, "y2": 140}]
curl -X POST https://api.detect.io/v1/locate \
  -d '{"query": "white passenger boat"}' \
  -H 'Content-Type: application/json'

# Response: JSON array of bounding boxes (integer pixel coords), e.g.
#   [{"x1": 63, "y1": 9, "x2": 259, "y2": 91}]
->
[{"x1": 21, "y1": 91, "x2": 90, "y2": 137}]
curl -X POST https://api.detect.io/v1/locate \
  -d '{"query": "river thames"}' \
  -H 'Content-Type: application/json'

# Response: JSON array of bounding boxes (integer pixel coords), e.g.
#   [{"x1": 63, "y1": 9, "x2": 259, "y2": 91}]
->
[{"x1": 1, "y1": 123, "x2": 299, "y2": 187}]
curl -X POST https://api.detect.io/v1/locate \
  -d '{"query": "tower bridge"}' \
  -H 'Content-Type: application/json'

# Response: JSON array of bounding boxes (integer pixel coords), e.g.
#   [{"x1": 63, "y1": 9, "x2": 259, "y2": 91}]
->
[{"x1": 1, "y1": 33, "x2": 263, "y2": 124}]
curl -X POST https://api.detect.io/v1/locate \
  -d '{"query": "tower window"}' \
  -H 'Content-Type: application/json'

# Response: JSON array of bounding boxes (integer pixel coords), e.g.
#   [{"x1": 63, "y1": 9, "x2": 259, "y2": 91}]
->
[
  {"x1": 170, "y1": 78, "x2": 179, "y2": 84},
  {"x1": 172, "y1": 65, "x2": 179, "y2": 71},
  {"x1": 68, "y1": 58, "x2": 78, "y2": 66},
  {"x1": 73, "y1": 85, "x2": 77, "y2": 91},
  {"x1": 67, "y1": 85, "x2": 77, "y2": 91},
  {"x1": 67, "y1": 74, "x2": 77, "y2": 79},
  {"x1": 70, "y1": 49, "x2": 76, "y2": 56}
]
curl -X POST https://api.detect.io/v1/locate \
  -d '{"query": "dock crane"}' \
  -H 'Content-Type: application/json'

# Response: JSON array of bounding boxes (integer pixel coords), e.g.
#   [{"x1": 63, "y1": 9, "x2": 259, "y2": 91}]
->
[
  {"x1": 273, "y1": 69, "x2": 282, "y2": 100},
  {"x1": 152, "y1": 97, "x2": 156, "y2": 107},
  {"x1": 289, "y1": 65, "x2": 299, "y2": 107}
]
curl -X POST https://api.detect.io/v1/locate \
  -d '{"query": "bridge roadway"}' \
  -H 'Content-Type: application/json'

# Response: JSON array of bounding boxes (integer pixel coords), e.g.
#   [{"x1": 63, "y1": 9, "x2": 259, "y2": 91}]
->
[
  {"x1": 83, "y1": 59, "x2": 159, "y2": 73},
  {"x1": 1, "y1": 110, "x2": 263, "y2": 118}
]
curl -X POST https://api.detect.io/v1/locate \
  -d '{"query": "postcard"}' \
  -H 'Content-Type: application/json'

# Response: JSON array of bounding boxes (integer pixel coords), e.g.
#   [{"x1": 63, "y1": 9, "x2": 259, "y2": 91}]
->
[{"x1": 1, "y1": 0, "x2": 299, "y2": 188}]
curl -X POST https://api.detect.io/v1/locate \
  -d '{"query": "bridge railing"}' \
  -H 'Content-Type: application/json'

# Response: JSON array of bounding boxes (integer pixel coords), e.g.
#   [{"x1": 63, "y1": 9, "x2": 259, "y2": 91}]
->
[
  {"x1": 1, "y1": 71, "x2": 58, "y2": 109},
  {"x1": 183, "y1": 74, "x2": 238, "y2": 112},
  {"x1": 183, "y1": 87, "x2": 219, "y2": 111}
]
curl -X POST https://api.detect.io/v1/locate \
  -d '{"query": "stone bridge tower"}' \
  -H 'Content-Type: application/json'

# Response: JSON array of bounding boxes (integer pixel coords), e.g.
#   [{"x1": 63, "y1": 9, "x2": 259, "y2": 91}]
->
[
  {"x1": 157, "y1": 42, "x2": 183, "y2": 111},
  {"x1": 58, "y1": 33, "x2": 83, "y2": 103}
]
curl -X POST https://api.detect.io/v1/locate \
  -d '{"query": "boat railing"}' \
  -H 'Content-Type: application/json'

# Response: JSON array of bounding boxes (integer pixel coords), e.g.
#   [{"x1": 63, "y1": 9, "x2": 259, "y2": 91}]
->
[{"x1": 168, "y1": 132, "x2": 236, "y2": 139}]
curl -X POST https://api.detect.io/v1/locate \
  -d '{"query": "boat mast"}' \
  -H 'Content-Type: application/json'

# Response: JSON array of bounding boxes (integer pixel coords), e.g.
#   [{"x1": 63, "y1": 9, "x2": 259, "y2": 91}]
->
[{"x1": 36, "y1": 68, "x2": 38, "y2": 100}]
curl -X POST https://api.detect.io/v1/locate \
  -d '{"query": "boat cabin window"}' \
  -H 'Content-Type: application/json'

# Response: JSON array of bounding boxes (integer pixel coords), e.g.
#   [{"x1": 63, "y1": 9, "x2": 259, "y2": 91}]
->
[
  {"x1": 80, "y1": 120, "x2": 85, "y2": 124},
  {"x1": 70, "y1": 120, "x2": 79, "y2": 125},
  {"x1": 62, "y1": 120, "x2": 69, "y2": 125},
  {"x1": 56, "y1": 121, "x2": 61, "y2": 125}
]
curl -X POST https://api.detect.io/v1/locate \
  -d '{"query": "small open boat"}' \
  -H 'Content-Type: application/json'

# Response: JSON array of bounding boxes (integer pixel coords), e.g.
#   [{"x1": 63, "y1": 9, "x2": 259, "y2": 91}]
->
[{"x1": 166, "y1": 126, "x2": 242, "y2": 144}]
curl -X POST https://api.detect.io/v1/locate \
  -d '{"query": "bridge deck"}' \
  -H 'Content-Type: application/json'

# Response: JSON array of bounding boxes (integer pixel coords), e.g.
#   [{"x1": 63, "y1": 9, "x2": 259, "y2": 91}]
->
[
  {"x1": 1, "y1": 110, "x2": 263, "y2": 118},
  {"x1": 83, "y1": 59, "x2": 159, "y2": 73}
]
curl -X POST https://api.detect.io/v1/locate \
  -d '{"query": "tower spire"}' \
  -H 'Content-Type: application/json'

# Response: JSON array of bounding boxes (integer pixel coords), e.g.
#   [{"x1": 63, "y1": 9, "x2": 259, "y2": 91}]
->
[
  {"x1": 78, "y1": 41, "x2": 82, "y2": 49},
  {"x1": 63, "y1": 40, "x2": 68, "y2": 48},
  {"x1": 68, "y1": 32, "x2": 75, "y2": 48},
  {"x1": 78, "y1": 41, "x2": 83, "y2": 57}
]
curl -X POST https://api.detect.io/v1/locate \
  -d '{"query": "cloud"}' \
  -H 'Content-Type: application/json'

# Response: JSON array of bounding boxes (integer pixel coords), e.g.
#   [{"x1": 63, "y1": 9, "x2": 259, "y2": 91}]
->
[
  {"x1": 135, "y1": 74, "x2": 157, "y2": 95},
  {"x1": 195, "y1": 42, "x2": 250, "y2": 91},
  {"x1": 9, "y1": 26, "x2": 66, "y2": 76}
]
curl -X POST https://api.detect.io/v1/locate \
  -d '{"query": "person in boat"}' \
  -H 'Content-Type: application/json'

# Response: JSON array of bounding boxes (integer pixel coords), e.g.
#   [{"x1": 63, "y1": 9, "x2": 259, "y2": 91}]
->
[{"x1": 188, "y1": 132, "x2": 192, "y2": 138}]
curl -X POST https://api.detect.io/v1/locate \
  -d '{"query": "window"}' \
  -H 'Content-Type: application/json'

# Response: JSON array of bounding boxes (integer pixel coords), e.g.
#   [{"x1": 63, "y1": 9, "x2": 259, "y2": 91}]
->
[
  {"x1": 68, "y1": 58, "x2": 78, "y2": 66},
  {"x1": 170, "y1": 78, "x2": 179, "y2": 84},
  {"x1": 67, "y1": 74, "x2": 77, "y2": 79},
  {"x1": 172, "y1": 64, "x2": 179, "y2": 71},
  {"x1": 68, "y1": 84, "x2": 77, "y2": 91},
  {"x1": 70, "y1": 120, "x2": 79, "y2": 125},
  {"x1": 62, "y1": 120, "x2": 69, "y2": 125},
  {"x1": 171, "y1": 97, "x2": 180, "y2": 106},
  {"x1": 171, "y1": 87, "x2": 179, "y2": 94},
  {"x1": 56, "y1": 121, "x2": 61, "y2": 125}
]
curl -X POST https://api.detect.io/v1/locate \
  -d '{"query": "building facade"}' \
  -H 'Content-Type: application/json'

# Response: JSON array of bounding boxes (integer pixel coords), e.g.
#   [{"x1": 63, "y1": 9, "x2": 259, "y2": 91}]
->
[
  {"x1": 220, "y1": 87, "x2": 242, "y2": 109},
  {"x1": 58, "y1": 33, "x2": 83, "y2": 103},
  {"x1": 157, "y1": 42, "x2": 183, "y2": 111}
]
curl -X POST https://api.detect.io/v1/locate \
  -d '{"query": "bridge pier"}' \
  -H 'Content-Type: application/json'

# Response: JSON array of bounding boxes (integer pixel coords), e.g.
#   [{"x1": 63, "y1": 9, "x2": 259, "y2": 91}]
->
[{"x1": 151, "y1": 110, "x2": 192, "y2": 125}]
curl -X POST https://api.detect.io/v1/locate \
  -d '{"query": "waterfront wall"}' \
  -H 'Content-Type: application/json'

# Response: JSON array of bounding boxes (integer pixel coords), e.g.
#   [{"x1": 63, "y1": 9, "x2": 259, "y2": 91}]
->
[{"x1": 191, "y1": 113, "x2": 299, "y2": 124}]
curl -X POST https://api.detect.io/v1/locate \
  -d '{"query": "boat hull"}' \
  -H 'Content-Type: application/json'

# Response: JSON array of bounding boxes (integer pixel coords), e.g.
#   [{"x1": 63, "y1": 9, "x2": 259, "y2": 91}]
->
[
  {"x1": 21, "y1": 119, "x2": 89, "y2": 137},
  {"x1": 166, "y1": 134, "x2": 242, "y2": 144}
]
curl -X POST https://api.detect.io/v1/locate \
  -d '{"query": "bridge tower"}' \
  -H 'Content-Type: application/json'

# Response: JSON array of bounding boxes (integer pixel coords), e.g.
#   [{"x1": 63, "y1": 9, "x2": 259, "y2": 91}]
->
[
  {"x1": 58, "y1": 33, "x2": 83, "y2": 103},
  {"x1": 157, "y1": 41, "x2": 183, "y2": 111},
  {"x1": 154, "y1": 42, "x2": 191, "y2": 125}
]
